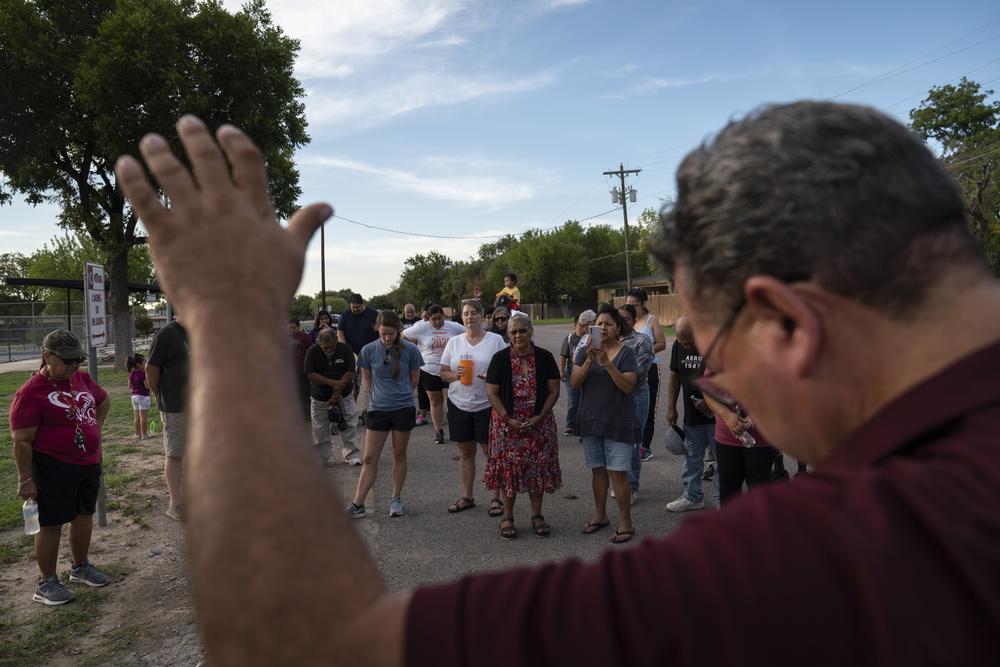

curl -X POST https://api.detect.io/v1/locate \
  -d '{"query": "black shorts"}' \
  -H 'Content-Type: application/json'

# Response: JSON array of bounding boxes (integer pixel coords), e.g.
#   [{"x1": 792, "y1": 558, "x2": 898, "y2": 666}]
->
[
  {"x1": 32, "y1": 451, "x2": 102, "y2": 527},
  {"x1": 367, "y1": 407, "x2": 416, "y2": 432},
  {"x1": 447, "y1": 400, "x2": 491, "y2": 445},
  {"x1": 419, "y1": 370, "x2": 446, "y2": 392}
]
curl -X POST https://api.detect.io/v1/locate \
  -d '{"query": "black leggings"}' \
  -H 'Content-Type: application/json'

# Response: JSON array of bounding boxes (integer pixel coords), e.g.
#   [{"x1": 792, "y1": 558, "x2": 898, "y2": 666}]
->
[
  {"x1": 716, "y1": 442, "x2": 778, "y2": 504},
  {"x1": 417, "y1": 382, "x2": 430, "y2": 411},
  {"x1": 642, "y1": 365, "x2": 659, "y2": 448}
]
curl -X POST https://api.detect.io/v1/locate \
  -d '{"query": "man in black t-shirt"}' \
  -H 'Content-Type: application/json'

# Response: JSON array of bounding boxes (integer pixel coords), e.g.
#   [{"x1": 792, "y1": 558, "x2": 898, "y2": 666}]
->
[
  {"x1": 665, "y1": 316, "x2": 718, "y2": 512},
  {"x1": 305, "y1": 329, "x2": 360, "y2": 466},
  {"x1": 338, "y1": 293, "x2": 378, "y2": 420},
  {"x1": 147, "y1": 318, "x2": 190, "y2": 520}
]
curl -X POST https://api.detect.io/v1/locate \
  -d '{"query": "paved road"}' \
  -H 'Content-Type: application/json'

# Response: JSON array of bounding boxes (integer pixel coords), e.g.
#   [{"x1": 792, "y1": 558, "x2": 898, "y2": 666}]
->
[{"x1": 326, "y1": 324, "x2": 708, "y2": 591}]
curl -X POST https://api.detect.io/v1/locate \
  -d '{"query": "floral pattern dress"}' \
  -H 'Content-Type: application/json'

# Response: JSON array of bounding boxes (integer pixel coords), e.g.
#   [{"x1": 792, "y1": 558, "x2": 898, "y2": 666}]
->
[{"x1": 484, "y1": 351, "x2": 561, "y2": 495}]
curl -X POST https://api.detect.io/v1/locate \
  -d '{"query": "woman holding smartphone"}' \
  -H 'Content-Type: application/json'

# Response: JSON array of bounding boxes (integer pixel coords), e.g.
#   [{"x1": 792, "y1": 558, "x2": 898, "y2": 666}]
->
[
  {"x1": 571, "y1": 305, "x2": 640, "y2": 544},
  {"x1": 440, "y1": 299, "x2": 507, "y2": 516}
]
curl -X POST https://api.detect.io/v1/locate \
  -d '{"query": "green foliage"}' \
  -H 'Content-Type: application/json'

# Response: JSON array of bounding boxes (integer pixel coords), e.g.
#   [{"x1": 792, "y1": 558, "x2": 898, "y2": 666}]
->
[
  {"x1": 289, "y1": 294, "x2": 315, "y2": 319},
  {"x1": 133, "y1": 307, "x2": 155, "y2": 336},
  {"x1": 398, "y1": 251, "x2": 454, "y2": 306},
  {"x1": 0, "y1": 0, "x2": 309, "y2": 365},
  {"x1": 911, "y1": 78, "x2": 1000, "y2": 273}
]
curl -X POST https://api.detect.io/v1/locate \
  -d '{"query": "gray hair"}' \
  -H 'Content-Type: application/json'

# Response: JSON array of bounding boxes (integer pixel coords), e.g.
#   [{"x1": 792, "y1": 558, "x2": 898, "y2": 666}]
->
[
  {"x1": 509, "y1": 311, "x2": 532, "y2": 333},
  {"x1": 317, "y1": 328, "x2": 337, "y2": 343},
  {"x1": 650, "y1": 101, "x2": 980, "y2": 320},
  {"x1": 577, "y1": 309, "x2": 597, "y2": 326}
]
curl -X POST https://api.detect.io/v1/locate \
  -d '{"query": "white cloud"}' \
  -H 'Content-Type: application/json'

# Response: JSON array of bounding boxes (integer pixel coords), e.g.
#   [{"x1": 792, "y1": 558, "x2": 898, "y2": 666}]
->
[
  {"x1": 303, "y1": 156, "x2": 535, "y2": 208},
  {"x1": 222, "y1": 0, "x2": 467, "y2": 79},
  {"x1": 0, "y1": 230, "x2": 32, "y2": 238},
  {"x1": 306, "y1": 70, "x2": 555, "y2": 128},
  {"x1": 545, "y1": 0, "x2": 591, "y2": 7}
]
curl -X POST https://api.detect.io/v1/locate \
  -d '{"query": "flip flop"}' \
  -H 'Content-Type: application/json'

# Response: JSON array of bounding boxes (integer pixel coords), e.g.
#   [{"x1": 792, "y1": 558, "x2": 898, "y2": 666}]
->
[
  {"x1": 447, "y1": 497, "x2": 476, "y2": 513},
  {"x1": 488, "y1": 498, "x2": 504, "y2": 517},
  {"x1": 581, "y1": 520, "x2": 610, "y2": 535},
  {"x1": 609, "y1": 529, "x2": 635, "y2": 544}
]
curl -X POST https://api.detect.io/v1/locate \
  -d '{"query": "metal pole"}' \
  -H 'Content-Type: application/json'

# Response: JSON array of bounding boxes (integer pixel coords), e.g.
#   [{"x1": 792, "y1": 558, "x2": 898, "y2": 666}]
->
[
  {"x1": 66, "y1": 287, "x2": 72, "y2": 331},
  {"x1": 320, "y1": 222, "x2": 327, "y2": 310}
]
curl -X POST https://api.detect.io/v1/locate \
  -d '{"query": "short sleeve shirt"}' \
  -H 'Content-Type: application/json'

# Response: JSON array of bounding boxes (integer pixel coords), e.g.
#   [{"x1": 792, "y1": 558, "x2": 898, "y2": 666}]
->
[
  {"x1": 303, "y1": 342, "x2": 356, "y2": 401},
  {"x1": 129, "y1": 370, "x2": 149, "y2": 396},
  {"x1": 404, "y1": 320, "x2": 465, "y2": 376},
  {"x1": 356, "y1": 339, "x2": 424, "y2": 411},
  {"x1": 440, "y1": 332, "x2": 508, "y2": 412},
  {"x1": 147, "y1": 321, "x2": 189, "y2": 412},
  {"x1": 573, "y1": 344, "x2": 640, "y2": 443},
  {"x1": 559, "y1": 332, "x2": 582, "y2": 375},
  {"x1": 669, "y1": 340, "x2": 714, "y2": 426},
  {"x1": 338, "y1": 307, "x2": 379, "y2": 355},
  {"x1": 10, "y1": 371, "x2": 107, "y2": 466}
]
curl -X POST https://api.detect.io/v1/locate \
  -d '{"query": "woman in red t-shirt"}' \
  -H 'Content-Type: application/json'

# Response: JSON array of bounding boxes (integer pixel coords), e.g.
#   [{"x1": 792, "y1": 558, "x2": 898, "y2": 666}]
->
[{"x1": 10, "y1": 329, "x2": 111, "y2": 606}]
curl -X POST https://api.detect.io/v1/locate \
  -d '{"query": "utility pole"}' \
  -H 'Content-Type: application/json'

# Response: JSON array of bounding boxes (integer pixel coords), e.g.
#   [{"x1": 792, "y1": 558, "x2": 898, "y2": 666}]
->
[
  {"x1": 603, "y1": 163, "x2": 641, "y2": 290},
  {"x1": 320, "y1": 222, "x2": 328, "y2": 310}
]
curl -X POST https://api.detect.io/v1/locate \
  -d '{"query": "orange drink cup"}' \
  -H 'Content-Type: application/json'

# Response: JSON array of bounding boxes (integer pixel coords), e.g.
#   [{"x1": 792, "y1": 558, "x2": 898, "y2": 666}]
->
[{"x1": 460, "y1": 355, "x2": 474, "y2": 385}]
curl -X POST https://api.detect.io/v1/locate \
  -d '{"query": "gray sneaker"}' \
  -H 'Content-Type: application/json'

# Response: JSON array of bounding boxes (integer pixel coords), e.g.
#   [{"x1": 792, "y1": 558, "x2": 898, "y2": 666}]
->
[
  {"x1": 345, "y1": 502, "x2": 367, "y2": 519},
  {"x1": 69, "y1": 561, "x2": 110, "y2": 588},
  {"x1": 388, "y1": 497, "x2": 404, "y2": 517},
  {"x1": 33, "y1": 575, "x2": 74, "y2": 605},
  {"x1": 344, "y1": 453, "x2": 362, "y2": 466},
  {"x1": 666, "y1": 496, "x2": 705, "y2": 513}
]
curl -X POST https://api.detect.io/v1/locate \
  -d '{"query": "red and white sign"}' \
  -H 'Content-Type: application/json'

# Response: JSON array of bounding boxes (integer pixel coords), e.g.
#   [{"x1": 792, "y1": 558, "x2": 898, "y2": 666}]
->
[{"x1": 84, "y1": 262, "x2": 107, "y2": 347}]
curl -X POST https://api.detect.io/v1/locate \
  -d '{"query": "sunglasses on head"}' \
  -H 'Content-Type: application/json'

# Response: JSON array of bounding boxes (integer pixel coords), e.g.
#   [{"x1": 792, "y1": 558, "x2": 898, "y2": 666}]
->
[{"x1": 52, "y1": 352, "x2": 86, "y2": 365}]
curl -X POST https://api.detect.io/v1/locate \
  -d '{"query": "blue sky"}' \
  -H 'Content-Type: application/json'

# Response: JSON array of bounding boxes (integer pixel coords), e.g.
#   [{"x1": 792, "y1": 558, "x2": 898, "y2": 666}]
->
[{"x1": 3, "y1": 0, "x2": 999, "y2": 299}]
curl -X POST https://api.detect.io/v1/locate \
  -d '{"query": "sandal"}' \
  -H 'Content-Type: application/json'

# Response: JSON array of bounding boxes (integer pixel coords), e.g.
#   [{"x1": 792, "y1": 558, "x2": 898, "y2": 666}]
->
[
  {"x1": 581, "y1": 520, "x2": 610, "y2": 535},
  {"x1": 488, "y1": 498, "x2": 504, "y2": 517},
  {"x1": 531, "y1": 514, "x2": 551, "y2": 538},
  {"x1": 499, "y1": 517, "x2": 517, "y2": 540},
  {"x1": 609, "y1": 529, "x2": 635, "y2": 544},
  {"x1": 447, "y1": 497, "x2": 476, "y2": 513}
]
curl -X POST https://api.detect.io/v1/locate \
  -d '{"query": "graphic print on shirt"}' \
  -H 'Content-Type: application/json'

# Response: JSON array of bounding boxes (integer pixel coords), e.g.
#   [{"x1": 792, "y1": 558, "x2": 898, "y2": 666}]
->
[
  {"x1": 47, "y1": 390, "x2": 98, "y2": 426},
  {"x1": 679, "y1": 352, "x2": 703, "y2": 370}
]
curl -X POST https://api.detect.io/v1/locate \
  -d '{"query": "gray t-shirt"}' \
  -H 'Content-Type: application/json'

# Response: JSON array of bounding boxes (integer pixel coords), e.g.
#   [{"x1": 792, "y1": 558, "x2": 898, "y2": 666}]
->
[
  {"x1": 573, "y1": 344, "x2": 640, "y2": 443},
  {"x1": 147, "y1": 321, "x2": 189, "y2": 413},
  {"x1": 357, "y1": 338, "x2": 424, "y2": 411}
]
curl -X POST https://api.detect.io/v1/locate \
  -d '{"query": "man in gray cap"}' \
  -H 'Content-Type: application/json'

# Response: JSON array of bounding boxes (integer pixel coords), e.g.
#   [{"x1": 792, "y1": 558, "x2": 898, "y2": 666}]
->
[{"x1": 10, "y1": 329, "x2": 111, "y2": 605}]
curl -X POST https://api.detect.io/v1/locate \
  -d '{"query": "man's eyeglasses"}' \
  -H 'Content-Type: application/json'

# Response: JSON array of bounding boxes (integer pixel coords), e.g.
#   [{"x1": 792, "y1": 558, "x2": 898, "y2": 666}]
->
[
  {"x1": 699, "y1": 296, "x2": 746, "y2": 373},
  {"x1": 493, "y1": 316, "x2": 508, "y2": 322},
  {"x1": 509, "y1": 328, "x2": 529, "y2": 335}
]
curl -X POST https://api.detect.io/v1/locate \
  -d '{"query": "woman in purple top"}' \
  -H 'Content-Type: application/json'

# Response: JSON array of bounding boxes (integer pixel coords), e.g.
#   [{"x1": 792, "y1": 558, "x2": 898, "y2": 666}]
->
[{"x1": 127, "y1": 354, "x2": 151, "y2": 439}]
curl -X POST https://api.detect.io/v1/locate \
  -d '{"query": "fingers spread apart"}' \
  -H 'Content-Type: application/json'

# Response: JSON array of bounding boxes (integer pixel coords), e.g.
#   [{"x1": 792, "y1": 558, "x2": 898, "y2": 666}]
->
[
  {"x1": 216, "y1": 124, "x2": 273, "y2": 221},
  {"x1": 177, "y1": 115, "x2": 234, "y2": 194},
  {"x1": 115, "y1": 155, "x2": 170, "y2": 230}
]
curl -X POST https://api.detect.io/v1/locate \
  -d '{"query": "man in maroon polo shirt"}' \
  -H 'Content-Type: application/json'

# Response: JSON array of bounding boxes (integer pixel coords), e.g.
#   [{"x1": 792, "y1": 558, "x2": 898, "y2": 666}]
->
[{"x1": 115, "y1": 104, "x2": 1000, "y2": 666}]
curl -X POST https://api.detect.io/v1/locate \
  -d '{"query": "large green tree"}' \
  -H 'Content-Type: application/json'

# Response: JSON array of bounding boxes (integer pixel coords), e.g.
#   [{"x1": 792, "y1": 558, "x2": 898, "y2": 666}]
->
[
  {"x1": 0, "y1": 0, "x2": 308, "y2": 368},
  {"x1": 910, "y1": 77, "x2": 1000, "y2": 273},
  {"x1": 398, "y1": 251, "x2": 454, "y2": 306}
]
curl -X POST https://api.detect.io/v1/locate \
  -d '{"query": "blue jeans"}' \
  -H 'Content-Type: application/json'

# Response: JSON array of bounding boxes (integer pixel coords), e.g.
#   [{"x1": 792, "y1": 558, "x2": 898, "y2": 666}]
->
[
  {"x1": 564, "y1": 378, "x2": 581, "y2": 430},
  {"x1": 628, "y1": 381, "x2": 650, "y2": 492},
  {"x1": 681, "y1": 422, "x2": 718, "y2": 503}
]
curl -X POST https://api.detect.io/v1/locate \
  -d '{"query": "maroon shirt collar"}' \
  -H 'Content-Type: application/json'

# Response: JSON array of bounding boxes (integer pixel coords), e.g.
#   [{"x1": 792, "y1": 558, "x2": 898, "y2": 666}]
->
[{"x1": 824, "y1": 339, "x2": 1000, "y2": 468}]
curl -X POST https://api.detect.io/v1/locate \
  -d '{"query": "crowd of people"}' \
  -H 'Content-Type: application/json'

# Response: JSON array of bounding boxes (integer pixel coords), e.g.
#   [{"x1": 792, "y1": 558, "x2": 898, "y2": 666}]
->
[{"x1": 10, "y1": 101, "x2": 999, "y2": 665}]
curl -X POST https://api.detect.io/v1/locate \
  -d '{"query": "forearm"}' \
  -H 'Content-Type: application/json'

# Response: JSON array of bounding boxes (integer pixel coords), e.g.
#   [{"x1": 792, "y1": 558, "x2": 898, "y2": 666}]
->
[
  {"x1": 13, "y1": 438, "x2": 33, "y2": 481},
  {"x1": 145, "y1": 365, "x2": 161, "y2": 397},
  {"x1": 487, "y1": 388, "x2": 507, "y2": 417},
  {"x1": 185, "y1": 322, "x2": 398, "y2": 663},
  {"x1": 439, "y1": 366, "x2": 458, "y2": 383},
  {"x1": 539, "y1": 391, "x2": 559, "y2": 419},
  {"x1": 667, "y1": 372, "x2": 680, "y2": 412},
  {"x1": 570, "y1": 359, "x2": 589, "y2": 388},
  {"x1": 96, "y1": 398, "x2": 110, "y2": 427},
  {"x1": 605, "y1": 363, "x2": 636, "y2": 394}
]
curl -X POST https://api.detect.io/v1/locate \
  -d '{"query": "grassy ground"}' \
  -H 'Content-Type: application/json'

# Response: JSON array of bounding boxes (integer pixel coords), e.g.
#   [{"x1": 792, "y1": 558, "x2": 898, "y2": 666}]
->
[
  {"x1": 1, "y1": 368, "x2": 161, "y2": 666},
  {"x1": 0, "y1": 369, "x2": 161, "y2": 529}
]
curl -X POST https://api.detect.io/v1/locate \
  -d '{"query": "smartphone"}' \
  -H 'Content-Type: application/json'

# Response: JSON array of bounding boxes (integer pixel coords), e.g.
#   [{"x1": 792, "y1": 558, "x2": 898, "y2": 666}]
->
[{"x1": 589, "y1": 326, "x2": 602, "y2": 348}]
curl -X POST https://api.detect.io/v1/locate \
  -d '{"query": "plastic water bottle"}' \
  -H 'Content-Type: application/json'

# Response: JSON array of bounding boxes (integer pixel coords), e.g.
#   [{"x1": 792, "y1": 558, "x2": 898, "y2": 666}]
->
[{"x1": 23, "y1": 499, "x2": 40, "y2": 535}]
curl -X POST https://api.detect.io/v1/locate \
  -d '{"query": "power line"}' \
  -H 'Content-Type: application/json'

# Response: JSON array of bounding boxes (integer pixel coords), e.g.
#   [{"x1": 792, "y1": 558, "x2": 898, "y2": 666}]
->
[
  {"x1": 331, "y1": 207, "x2": 622, "y2": 241},
  {"x1": 830, "y1": 16, "x2": 1000, "y2": 99},
  {"x1": 832, "y1": 31, "x2": 1000, "y2": 100},
  {"x1": 882, "y1": 55, "x2": 1000, "y2": 110}
]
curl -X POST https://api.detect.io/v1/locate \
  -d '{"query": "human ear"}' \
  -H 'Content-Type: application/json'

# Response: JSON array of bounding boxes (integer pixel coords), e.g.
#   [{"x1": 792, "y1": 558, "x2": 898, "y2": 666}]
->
[{"x1": 743, "y1": 276, "x2": 822, "y2": 378}]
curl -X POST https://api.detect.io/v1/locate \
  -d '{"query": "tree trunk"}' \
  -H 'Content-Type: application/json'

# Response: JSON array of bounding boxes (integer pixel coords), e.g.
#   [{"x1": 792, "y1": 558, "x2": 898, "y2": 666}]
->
[{"x1": 108, "y1": 249, "x2": 132, "y2": 372}]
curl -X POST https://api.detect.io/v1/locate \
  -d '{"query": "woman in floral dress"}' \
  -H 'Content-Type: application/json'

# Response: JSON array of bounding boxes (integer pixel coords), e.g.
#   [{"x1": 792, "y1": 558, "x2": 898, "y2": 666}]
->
[{"x1": 485, "y1": 312, "x2": 562, "y2": 539}]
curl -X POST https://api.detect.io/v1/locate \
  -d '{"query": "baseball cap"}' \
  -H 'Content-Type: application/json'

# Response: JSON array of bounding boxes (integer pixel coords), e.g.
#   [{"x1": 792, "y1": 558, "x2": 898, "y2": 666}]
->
[
  {"x1": 664, "y1": 423, "x2": 687, "y2": 455},
  {"x1": 42, "y1": 329, "x2": 86, "y2": 361},
  {"x1": 349, "y1": 293, "x2": 364, "y2": 305}
]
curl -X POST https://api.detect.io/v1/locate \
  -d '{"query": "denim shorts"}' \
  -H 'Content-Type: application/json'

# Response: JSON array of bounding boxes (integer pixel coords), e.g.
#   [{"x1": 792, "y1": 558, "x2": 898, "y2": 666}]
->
[{"x1": 581, "y1": 435, "x2": 633, "y2": 472}]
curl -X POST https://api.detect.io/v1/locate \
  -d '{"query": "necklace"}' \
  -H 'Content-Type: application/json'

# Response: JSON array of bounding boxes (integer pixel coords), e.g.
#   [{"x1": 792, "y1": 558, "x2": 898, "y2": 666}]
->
[{"x1": 42, "y1": 368, "x2": 87, "y2": 452}]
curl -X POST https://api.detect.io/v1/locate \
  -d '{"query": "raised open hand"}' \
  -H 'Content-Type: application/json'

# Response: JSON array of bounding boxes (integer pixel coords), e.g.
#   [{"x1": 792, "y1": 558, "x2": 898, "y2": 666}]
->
[{"x1": 115, "y1": 116, "x2": 331, "y2": 326}]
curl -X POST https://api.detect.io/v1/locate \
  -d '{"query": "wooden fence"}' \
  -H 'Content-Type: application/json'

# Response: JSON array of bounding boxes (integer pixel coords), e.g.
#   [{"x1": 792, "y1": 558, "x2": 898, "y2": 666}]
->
[{"x1": 613, "y1": 294, "x2": 684, "y2": 327}]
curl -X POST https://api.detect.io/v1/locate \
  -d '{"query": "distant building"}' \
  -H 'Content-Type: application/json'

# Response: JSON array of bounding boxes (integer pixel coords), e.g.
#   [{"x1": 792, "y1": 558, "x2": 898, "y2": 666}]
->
[{"x1": 595, "y1": 273, "x2": 672, "y2": 304}]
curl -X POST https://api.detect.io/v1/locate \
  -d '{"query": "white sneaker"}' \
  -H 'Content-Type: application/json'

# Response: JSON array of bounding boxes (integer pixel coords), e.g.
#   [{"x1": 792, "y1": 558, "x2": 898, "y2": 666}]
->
[
  {"x1": 609, "y1": 488, "x2": 616, "y2": 499},
  {"x1": 388, "y1": 497, "x2": 404, "y2": 517},
  {"x1": 630, "y1": 491, "x2": 639, "y2": 506},
  {"x1": 666, "y1": 496, "x2": 705, "y2": 513},
  {"x1": 345, "y1": 454, "x2": 362, "y2": 466}
]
